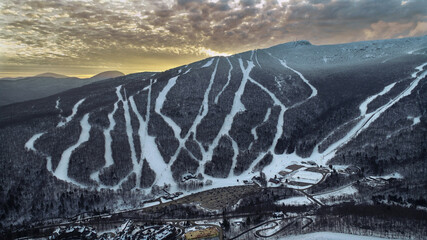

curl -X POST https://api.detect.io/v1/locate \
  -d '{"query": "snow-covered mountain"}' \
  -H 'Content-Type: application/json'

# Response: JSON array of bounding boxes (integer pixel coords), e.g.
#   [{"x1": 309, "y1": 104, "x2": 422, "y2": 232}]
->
[{"x1": 0, "y1": 36, "x2": 426, "y2": 226}]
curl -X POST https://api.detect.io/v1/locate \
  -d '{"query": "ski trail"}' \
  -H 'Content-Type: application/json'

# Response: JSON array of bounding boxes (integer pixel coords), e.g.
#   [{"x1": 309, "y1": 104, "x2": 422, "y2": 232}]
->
[
  {"x1": 54, "y1": 113, "x2": 91, "y2": 188},
  {"x1": 201, "y1": 58, "x2": 215, "y2": 68},
  {"x1": 155, "y1": 76, "x2": 182, "y2": 142},
  {"x1": 315, "y1": 62, "x2": 427, "y2": 164},
  {"x1": 140, "y1": 79, "x2": 172, "y2": 188},
  {"x1": 129, "y1": 96, "x2": 146, "y2": 188},
  {"x1": 120, "y1": 89, "x2": 138, "y2": 185},
  {"x1": 246, "y1": 76, "x2": 287, "y2": 172},
  {"x1": 57, "y1": 98, "x2": 86, "y2": 127},
  {"x1": 200, "y1": 58, "x2": 254, "y2": 175},
  {"x1": 254, "y1": 50, "x2": 262, "y2": 68},
  {"x1": 168, "y1": 59, "x2": 220, "y2": 168},
  {"x1": 229, "y1": 136, "x2": 239, "y2": 177},
  {"x1": 55, "y1": 98, "x2": 62, "y2": 113},
  {"x1": 249, "y1": 108, "x2": 271, "y2": 149},
  {"x1": 25, "y1": 132, "x2": 54, "y2": 173},
  {"x1": 184, "y1": 68, "x2": 192, "y2": 74},
  {"x1": 154, "y1": 76, "x2": 183, "y2": 185},
  {"x1": 359, "y1": 83, "x2": 396, "y2": 115},
  {"x1": 276, "y1": 58, "x2": 317, "y2": 99},
  {"x1": 214, "y1": 57, "x2": 233, "y2": 104},
  {"x1": 90, "y1": 86, "x2": 121, "y2": 183},
  {"x1": 25, "y1": 132, "x2": 45, "y2": 152}
]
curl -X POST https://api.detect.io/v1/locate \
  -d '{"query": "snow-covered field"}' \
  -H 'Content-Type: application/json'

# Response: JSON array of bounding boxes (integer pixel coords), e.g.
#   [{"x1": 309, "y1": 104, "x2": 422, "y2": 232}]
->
[
  {"x1": 276, "y1": 196, "x2": 312, "y2": 206},
  {"x1": 314, "y1": 185, "x2": 357, "y2": 199},
  {"x1": 279, "y1": 232, "x2": 391, "y2": 240},
  {"x1": 289, "y1": 170, "x2": 323, "y2": 185}
]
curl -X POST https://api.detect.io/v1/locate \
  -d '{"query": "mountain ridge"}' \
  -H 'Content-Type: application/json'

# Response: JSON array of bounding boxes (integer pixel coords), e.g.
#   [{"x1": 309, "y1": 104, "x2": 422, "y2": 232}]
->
[{"x1": 0, "y1": 36, "x2": 426, "y2": 228}]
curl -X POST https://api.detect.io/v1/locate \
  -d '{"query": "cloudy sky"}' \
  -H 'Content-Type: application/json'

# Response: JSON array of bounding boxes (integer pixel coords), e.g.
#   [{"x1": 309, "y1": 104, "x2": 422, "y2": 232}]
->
[{"x1": 0, "y1": 0, "x2": 426, "y2": 78}]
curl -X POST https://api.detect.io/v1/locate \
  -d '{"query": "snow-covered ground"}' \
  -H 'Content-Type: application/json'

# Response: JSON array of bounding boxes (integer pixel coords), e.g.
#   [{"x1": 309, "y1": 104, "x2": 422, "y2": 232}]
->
[
  {"x1": 314, "y1": 185, "x2": 358, "y2": 201},
  {"x1": 25, "y1": 132, "x2": 45, "y2": 152},
  {"x1": 289, "y1": 170, "x2": 323, "y2": 185},
  {"x1": 276, "y1": 196, "x2": 312, "y2": 206},
  {"x1": 370, "y1": 172, "x2": 403, "y2": 180},
  {"x1": 54, "y1": 113, "x2": 91, "y2": 188},
  {"x1": 279, "y1": 232, "x2": 392, "y2": 240}
]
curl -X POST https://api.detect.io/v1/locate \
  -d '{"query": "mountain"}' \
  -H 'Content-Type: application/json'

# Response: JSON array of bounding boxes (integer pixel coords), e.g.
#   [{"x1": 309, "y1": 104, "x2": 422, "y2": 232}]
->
[
  {"x1": 0, "y1": 36, "x2": 426, "y2": 229},
  {"x1": 0, "y1": 71, "x2": 126, "y2": 106},
  {"x1": 89, "y1": 71, "x2": 125, "y2": 81},
  {"x1": 34, "y1": 72, "x2": 70, "y2": 78}
]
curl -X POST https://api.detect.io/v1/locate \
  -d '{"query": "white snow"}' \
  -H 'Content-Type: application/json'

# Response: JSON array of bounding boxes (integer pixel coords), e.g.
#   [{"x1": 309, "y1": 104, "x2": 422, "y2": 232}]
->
[
  {"x1": 121, "y1": 89, "x2": 138, "y2": 188},
  {"x1": 54, "y1": 113, "x2": 91, "y2": 188},
  {"x1": 408, "y1": 115, "x2": 421, "y2": 126},
  {"x1": 276, "y1": 58, "x2": 318, "y2": 99},
  {"x1": 201, "y1": 58, "x2": 215, "y2": 68},
  {"x1": 289, "y1": 170, "x2": 323, "y2": 184},
  {"x1": 214, "y1": 57, "x2": 233, "y2": 104},
  {"x1": 57, "y1": 98, "x2": 86, "y2": 127},
  {"x1": 183, "y1": 68, "x2": 192, "y2": 74},
  {"x1": 279, "y1": 232, "x2": 392, "y2": 240},
  {"x1": 25, "y1": 132, "x2": 45, "y2": 152},
  {"x1": 155, "y1": 76, "x2": 182, "y2": 143},
  {"x1": 250, "y1": 107, "x2": 271, "y2": 144},
  {"x1": 370, "y1": 172, "x2": 403, "y2": 180},
  {"x1": 276, "y1": 196, "x2": 312, "y2": 206},
  {"x1": 90, "y1": 86, "x2": 120, "y2": 183},
  {"x1": 311, "y1": 61, "x2": 427, "y2": 165},
  {"x1": 55, "y1": 98, "x2": 62, "y2": 113},
  {"x1": 359, "y1": 83, "x2": 396, "y2": 116},
  {"x1": 129, "y1": 80, "x2": 173, "y2": 187},
  {"x1": 199, "y1": 57, "x2": 253, "y2": 175},
  {"x1": 314, "y1": 185, "x2": 358, "y2": 200}
]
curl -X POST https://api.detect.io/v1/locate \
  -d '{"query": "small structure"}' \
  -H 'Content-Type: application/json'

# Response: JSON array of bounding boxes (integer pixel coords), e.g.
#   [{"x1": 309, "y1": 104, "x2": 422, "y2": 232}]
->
[
  {"x1": 269, "y1": 178, "x2": 281, "y2": 184},
  {"x1": 184, "y1": 227, "x2": 220, "y2": 240}
]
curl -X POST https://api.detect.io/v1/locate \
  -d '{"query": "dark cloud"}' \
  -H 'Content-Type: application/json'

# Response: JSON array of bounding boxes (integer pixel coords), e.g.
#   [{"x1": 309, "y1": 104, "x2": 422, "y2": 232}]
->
[{"x1": 0, "y1": 0, "x2": 426, "y2": 77}]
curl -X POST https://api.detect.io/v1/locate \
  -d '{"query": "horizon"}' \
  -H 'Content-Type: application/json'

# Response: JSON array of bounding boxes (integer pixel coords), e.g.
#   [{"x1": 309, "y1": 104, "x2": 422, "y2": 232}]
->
[{"x1": 1, "y1": 0, "x2": 426, "y2": 78}]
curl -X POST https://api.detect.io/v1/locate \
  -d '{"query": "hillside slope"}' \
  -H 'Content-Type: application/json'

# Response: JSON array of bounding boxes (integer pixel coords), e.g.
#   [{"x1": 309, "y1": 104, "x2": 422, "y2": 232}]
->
[{"x1": 0, "y1": 36, "x2": 426, "y2": 226}]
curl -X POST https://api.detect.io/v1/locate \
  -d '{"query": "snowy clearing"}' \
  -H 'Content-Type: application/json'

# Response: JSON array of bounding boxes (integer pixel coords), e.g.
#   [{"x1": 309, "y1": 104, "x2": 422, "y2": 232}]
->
[
  {"x1": 276, "y1": 197, "x2": 312, "y2": 206},
  {"x1": 314, "y1": 185, "x2": 358, "y2": 200},
  {"x1": 288, "y1": 170, "x2": 323, "y2": 184}
]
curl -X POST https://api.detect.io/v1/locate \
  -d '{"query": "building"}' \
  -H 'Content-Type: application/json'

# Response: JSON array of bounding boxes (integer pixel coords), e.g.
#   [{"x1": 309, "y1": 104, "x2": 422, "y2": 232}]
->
[{"x1": 184, "y1": 227, "x2": 220, "y2": 240}]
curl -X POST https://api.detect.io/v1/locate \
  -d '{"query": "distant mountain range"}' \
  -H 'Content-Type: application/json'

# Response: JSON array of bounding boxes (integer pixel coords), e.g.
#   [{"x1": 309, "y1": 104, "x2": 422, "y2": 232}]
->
[{"x1": 0, "y1": 71, "x2": 125, "y2": 106}]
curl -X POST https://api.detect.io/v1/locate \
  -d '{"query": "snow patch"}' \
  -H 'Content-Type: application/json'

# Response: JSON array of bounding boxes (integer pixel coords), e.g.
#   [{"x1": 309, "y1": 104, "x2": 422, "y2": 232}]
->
[
  {"x1": 25, "y1": 132, "x2": 45, "y2": 152},
  {"x1": 201, "y1": 58, "x2": 215, "y2": 68},
  {"x1": 276, "y1": 196, "x2": 312, "y2": 206}
]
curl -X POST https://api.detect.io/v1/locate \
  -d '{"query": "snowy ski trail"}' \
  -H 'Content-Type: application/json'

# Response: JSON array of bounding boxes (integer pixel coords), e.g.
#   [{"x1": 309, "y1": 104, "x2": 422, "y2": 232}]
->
[
  {"x1": 55, "y1": 98, "x2": 62, "y2": 113},
  {"x1": 201, "y1": 58, "x2": 215, "y2": 68},
  {"x1": 90, "y1": 86, "x2": 121, "y2": 183},
  {"x1": 166, "y1": 59, "x2": 219, "y2": 169},
  {"x1": 54, "y1": 113, "x2": 91, "y2": 188},
  {"x1": 200, "y1": 57, "x2": 254, "y2": 175},
  {"x1": 121, "y1": 89, "x2": 139, "y2": 186},
  {"x1": 314, "y1": 62, "x2": 427, "y2": 165},
  {"x1": 214, "y1": 57, "x2": 233, "y2": 104},
  {"x1": 25, "y1": 132, "x2": 45, "y2": 152},
  {"x1": 155, "y1": 76, "x2": 182, "y2": 143},
  {"x1": 57, "y1": 98, "x2": 86, "y2": 127}
]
